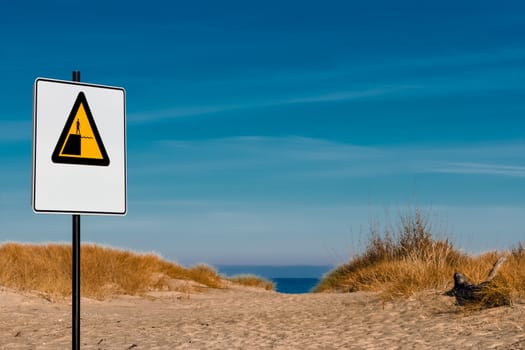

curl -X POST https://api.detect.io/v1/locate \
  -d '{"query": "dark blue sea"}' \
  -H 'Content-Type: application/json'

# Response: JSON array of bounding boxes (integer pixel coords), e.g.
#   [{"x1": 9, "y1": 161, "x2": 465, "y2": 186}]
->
[
  {"x1": 216, "y1": 265, "x2": 333, "y2": 294},
  {"x1": 272, "y1": 278, "x2": 321, "y2": 293}
]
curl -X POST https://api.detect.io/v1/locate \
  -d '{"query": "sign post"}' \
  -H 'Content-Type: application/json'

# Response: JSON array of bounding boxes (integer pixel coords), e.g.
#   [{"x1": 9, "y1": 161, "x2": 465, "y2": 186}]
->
[{"x1": 32, "y1": 71, "x2": 126, "y2": 349}]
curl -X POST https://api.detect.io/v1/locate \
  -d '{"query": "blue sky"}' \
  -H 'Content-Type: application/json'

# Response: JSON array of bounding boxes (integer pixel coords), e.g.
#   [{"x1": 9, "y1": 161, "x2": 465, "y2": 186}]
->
[{"x1": 1, "y1": 1, "x2": 524, "y2": 266}]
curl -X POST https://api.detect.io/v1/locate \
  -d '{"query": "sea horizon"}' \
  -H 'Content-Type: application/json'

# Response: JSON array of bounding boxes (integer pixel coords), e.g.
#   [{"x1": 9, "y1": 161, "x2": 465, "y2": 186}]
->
[{"x1": 216, "y1": 265, "x2": 334, "y2": 294}]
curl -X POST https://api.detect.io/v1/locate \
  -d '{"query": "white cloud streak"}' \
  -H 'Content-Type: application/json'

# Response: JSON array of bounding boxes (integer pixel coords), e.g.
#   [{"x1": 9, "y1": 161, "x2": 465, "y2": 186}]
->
[
  {"x1": 432, "y1": 162, "x2": 525, "y2": 178},
  {"x1": 281, "y1": 86, "x2": 417, "y2": 104},
  {"x1": 128, "y1": 46, "x2": 524, "y2": 124},
  {"x1": 132, "y1": 136, "x2": 525, "y2": 180},
  {"x1": 128, "y1": 85, "x2": 412, "y2": 123}
]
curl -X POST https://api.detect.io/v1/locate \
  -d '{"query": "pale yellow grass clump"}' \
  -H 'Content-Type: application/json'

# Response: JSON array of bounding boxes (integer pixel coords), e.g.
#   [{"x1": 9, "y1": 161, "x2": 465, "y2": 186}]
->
[
  {"x1": 0, "y1": 243, "x2": 225, "y2": 299},
  {"x1": 315, "y1": 210, "x2": 525, "y2": 303},
  {"x1": 228, "y1": 274, "x2": 275, "y2": 291}
]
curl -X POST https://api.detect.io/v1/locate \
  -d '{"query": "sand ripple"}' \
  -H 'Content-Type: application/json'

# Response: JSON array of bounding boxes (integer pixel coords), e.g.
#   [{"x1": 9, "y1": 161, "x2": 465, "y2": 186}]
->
[{"x1": 1, "y1": 287, "x2": 525, "y2": 349}]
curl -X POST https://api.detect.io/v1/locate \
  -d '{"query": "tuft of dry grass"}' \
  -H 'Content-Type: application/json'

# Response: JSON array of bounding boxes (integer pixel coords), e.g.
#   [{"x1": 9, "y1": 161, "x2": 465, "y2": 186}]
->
[
  {"x1": 315, "y1": 210, "x2": 525, "y2": 304},
  {"x1": 0, "y1": 243, "x2": 226, "y2": 299},
  {"x1": 228, "y1": 274, "x2": 275, "y2": 291}
]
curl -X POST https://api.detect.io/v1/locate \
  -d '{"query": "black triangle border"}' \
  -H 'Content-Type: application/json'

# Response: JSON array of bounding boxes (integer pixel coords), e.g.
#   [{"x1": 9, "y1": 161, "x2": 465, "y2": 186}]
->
[{"x1": 51, "y1": 92, "x2": 110, "y2": 166}]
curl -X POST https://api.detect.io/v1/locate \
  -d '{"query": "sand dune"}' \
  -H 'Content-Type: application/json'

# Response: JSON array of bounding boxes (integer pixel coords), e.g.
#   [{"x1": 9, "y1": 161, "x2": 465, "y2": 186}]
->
[{"x1": 1, "y1": 286, "x2": 525, "y2": 349}]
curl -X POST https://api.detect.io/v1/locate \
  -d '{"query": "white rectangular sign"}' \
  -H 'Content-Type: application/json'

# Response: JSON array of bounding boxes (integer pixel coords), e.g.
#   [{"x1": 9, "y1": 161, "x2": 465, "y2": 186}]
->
[{"x1": 32, "y1": 78, "x2": 126, "y2": 215}]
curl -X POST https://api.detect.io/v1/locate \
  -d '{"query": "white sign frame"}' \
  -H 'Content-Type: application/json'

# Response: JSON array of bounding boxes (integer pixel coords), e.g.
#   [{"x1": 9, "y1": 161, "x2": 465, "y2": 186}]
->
[{"x1": 32, "y1": 78, "x2": 127, "y2": 215}]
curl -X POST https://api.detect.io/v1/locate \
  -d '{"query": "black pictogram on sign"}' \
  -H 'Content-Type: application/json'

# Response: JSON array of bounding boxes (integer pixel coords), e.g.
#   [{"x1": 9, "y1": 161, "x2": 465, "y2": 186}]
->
[{"x1": 52, "y1": 92, "x2": 110, "y2": 166}]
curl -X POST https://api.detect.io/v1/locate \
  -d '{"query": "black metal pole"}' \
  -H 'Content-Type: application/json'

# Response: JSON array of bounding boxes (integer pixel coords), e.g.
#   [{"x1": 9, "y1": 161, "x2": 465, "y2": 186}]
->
[
  {"x1": 72, "y1": 214, "x2": 80, "y2": 350},
  {"x1": 72, "y1": 70, "x2": 81, "y2": 350}
]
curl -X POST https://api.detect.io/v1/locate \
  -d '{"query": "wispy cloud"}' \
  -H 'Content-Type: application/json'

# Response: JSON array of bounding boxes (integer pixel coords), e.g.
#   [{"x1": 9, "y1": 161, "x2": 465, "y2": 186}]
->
[
  {"x1": 283, "y1": 86, "x2": 417, "y2": 104},
  {"x1": 132, "y1": 136, "x2": 525, "y2": 180},
  {"x1": 127, "y1": 85, "x2": 412, "y2": 123},
  {"x1": 432, "y1": 162, "x2": 525, "y2": 178},
  {"x1": 129, "y1": 136, "x2": 384, "y2": 181},
  {"x1": 129, "y1": 104, "x2": 238, "y2": 122},
  {"x1": 128, "y1": 46, "x2": 524, "y2": 124}
]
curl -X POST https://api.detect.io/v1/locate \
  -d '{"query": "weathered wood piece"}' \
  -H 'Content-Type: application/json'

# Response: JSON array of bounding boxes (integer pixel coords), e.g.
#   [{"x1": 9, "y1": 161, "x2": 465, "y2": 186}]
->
[{"x1": 445, "y1": 256, "x2": 511, "y2": 307}]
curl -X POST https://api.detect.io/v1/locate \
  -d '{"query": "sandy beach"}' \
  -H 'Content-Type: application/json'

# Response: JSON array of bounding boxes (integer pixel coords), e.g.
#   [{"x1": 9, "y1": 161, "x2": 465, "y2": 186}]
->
[{"x1": 1, "y1": 286, "x2": 525, "y2": 350}]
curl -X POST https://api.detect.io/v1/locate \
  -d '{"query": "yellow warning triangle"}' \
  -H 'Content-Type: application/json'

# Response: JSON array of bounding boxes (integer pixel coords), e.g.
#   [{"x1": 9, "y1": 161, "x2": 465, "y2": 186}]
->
[{"x1": 52, "y1": 92, "x2": 110, "y2": 166}]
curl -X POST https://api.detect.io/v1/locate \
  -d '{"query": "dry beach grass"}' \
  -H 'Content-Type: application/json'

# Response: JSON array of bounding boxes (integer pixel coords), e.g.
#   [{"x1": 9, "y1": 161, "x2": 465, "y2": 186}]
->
[
  {"x1": 0, "y1": 243, "x2": 269, "y2": 300},
  {"x1": 316, "y1": 210, "x2": 525, "y2": 306}
]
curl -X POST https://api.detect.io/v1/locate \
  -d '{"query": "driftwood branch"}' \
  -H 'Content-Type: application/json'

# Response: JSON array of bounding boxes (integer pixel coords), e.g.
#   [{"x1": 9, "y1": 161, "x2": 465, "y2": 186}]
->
[
  {"x1": 445, "y1": 256, "x2": 510, "y2": 307},
  {"x1": 486, "y1": 256, "x2": 506, "y2": 282}
]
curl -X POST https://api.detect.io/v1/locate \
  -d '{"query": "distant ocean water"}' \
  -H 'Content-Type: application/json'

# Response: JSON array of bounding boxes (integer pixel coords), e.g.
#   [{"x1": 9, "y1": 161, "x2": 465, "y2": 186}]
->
[
  {"x1": 216, "y1": 265, "x2": 333, "y2": 294},
  {"x1": 272, "y1": 278, "x2": 321, "y2": 294}
]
